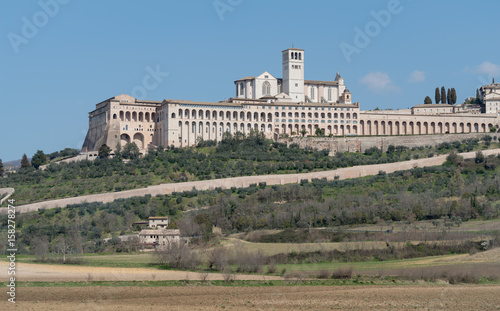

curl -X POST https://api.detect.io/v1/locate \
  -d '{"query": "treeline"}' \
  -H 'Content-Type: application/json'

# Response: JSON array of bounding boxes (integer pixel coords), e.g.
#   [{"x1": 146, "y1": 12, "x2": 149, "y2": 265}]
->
[{"x1": 3, "y1": 134, "x2": 496, "y2": 205}]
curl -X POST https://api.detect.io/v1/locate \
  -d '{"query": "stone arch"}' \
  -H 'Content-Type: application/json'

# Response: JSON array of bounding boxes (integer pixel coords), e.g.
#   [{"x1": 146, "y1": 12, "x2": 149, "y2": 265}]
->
[
  {"x1": 113, "y1": 113, "x2": 117, "y2": 120},
  {"x1": 240, "y1": 111, "x2": 245, "y2": 121},
  {"x1": 352, "y1": 125, "x2": 358, "y2": 134},
  {"x1": 132, "y1": 111, "x2": 137, "y2": 122},
  {"x1": 268, "y1": 113, "x2": 272, "y2": 122},
  {"x1": 253, "y1": 112, "x2": 258, "y2": 121},
  {"x1": 125, "y1": 111, "x2": 131, "y2": 122},
  {"x1": 133, "y1": 133, "x2": 144, "y2": 149},
  {"x1": 151, "y1": 112, "x2": 156, "y2": 122},
  {"x1": 247, "y1": 112, "x2": 252, "y2": 121},
  {"x1": 353, "y1": 113, "x2": 358, "y2": 119},
  {"x1": 120, "y1": 111, "x2": 124, "y2": 121},
  {"x1": 171, "y1": 113, "x2": 176, "y2": 118},
  {"x1": 139, "y1": 112, "x2": 143, "y2": 122},
  {"x1": 120, "y1": 133, "x2": 131, "y2": 146},
  {"x1": 219, "y1": 111, "x2": 224, "y2": 120}
]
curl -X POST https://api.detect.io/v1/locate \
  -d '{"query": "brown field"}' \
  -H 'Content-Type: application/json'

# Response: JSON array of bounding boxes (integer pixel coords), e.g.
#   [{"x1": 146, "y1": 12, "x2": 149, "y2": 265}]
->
[
  {"x1": 0, "y1": 261, "x2": 280, "y2": 282},
  {"x1": 3, "y1": 285, "x2": 500, "y2": 310}
]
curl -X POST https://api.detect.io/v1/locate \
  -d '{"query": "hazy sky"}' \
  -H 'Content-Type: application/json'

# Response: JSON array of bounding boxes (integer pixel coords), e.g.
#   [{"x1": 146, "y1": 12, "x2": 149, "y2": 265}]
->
[{"x1": 1, "y1": 0, "x2": 499, "y2": 161}]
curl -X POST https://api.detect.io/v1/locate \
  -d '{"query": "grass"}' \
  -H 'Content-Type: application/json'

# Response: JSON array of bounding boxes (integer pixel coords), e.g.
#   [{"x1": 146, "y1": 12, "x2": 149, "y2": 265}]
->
[
  {"x1": 221, "y1": 238, "x2": 393, "y2": 257},
  {"x1": 2, "y1": 253, "x2": 156, "y2": 269},
  {"x1": 342, "y1": 218, "x2": 500, "y2": 234}
]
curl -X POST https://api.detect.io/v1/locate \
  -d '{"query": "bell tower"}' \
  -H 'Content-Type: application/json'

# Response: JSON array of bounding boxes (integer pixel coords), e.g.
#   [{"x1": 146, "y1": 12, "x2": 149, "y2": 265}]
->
[{"x1": 282, "y1": 48, "x2": 304, "y2": 102}]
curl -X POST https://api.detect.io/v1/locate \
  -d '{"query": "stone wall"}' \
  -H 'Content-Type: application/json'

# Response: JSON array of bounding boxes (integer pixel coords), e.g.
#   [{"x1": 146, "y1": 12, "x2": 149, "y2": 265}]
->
[
  {"x1": 282, "y1": 133, "x2": 500, "y2": 155},
  {"x1": 4, "y1": 148, "x2": 499, "y2": 214}
]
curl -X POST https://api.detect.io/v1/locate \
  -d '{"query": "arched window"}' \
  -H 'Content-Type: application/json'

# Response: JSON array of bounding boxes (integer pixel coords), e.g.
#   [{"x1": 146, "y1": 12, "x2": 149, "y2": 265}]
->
[
  {"x1": 262, "y1": 81, "x2": 271, "y2": 95},
  {"x1": 298, "y1": 53, "x2": 302, "y2": 60},
  {"x1": 113, "y1": 114, "x2": 117, "y2": 119}
]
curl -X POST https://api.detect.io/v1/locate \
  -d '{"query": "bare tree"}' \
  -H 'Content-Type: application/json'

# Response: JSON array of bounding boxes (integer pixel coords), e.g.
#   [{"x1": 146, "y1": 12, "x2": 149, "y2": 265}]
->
[
  {"x1": 31, "y1": 236, "x2": 49, "y2": 262},
  {"x1": 53, "y1": 235, "x2": 72, "y2": 264},
  {"x1": 207, "y1": 246, "x2": 229, "y2": 271}
]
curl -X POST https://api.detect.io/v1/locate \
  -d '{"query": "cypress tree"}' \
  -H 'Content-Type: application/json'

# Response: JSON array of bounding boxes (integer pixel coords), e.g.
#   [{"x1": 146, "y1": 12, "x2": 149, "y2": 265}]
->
[
  {"x1": 424, "y1": 96, "x2": 432, "y2": 105},
  {"x1": 435, "y1": 87, "x2": 440, "y2": 104},
  {"x1": 451, "y1": 88, "x2": 457, "y2": 105},
  {"x1": 21, "y1": 154, "x2": 30, "y2": 168},
  {"x1": 441, "y1": 86, "x2": 447, "y2": 104},
  {"x1": 0, "y1": 159, "x2": 4, "y2": 176},
  {"x1": 447, "y1": 88, "x2": 451, "y2": 105}
]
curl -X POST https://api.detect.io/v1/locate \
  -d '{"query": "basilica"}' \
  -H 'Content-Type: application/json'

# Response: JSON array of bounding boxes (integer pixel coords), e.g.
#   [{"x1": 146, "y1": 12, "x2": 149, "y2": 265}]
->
[{"x1": 82, "y1": 48, "x2": 500, "y2": 154}]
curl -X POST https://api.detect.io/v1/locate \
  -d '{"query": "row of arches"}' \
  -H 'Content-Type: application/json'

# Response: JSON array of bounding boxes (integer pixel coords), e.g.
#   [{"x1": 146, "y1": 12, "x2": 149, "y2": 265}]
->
[
  {"x1": 276, "y1": 124, "x2": 357, "y2": 136},
  {"x1": 359, "y1": 120, "x2": 493, "y2": 136},
  {"x1": 178, "y1": 121, "x2": 274, "y2": 146},
  {"x1": 114, "y1": 111, "x2": 156, "y2": 123},
  {"x1": 174, "y1": 109, "x2": 358, "y2": 122},
  {"x1": 176, "y1": 109, "x2": 273, "y2": 122}
]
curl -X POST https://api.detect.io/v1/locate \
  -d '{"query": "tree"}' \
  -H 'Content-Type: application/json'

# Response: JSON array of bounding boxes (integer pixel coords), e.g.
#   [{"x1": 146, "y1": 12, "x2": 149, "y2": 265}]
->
[
  {"x1": 31, "y1": 150, "x2": 47, "y2": 169},
  {"x1": 0, "y1": 159, "x2": 3, "y2": 176},
  {"x1": 447, "y1": 88, "x2": 451, "y2": 105},
  {"x1": 435, "y1": 87, "x2": 441, "y2": 104},
  {"x1": 98, "y1": 144, "x2": 111, "y2": 158},
  {"x1": 20, "y1": 154, "x2": 30, "y2": 168},
  {"x1": 53, "y1": 235, "x2": 72, "y2": 264},
  {"x1": 122, "y1": 142, "x2": 140, "y2": 160},
  {"x1": 31, "y1": 236, "x2": 50, "y2": 262},
  {"x1": 476, "y1": 88, "x2": 481, "y2": 105},
  {"x1": 114, "y1": 142, "x2": 122, "y2": 158},
  {"x1": 441, "y1": 86, "x2": 447, "y2": 104},
  {"x1": 300, "y1": 128, "x2": 308, "y2": 137},
  {"x1": 315, "y1": 128, "x2": 325, "y2": 136},
  {"x1": 424, "y1": 96, "x2": 432, "y2": 105},
  {"x1": 475, "y1": 150, "x2": 485, "y2": 164},
  {"x1": 450, "y1": 88, "x2": 457, "y2": 105}
]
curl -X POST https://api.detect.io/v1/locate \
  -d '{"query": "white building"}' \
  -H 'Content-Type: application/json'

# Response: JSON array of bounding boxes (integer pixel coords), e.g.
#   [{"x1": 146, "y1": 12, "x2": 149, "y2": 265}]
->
[{"x1": 481, "y1": 80, "x2": 500, "y2": 115}]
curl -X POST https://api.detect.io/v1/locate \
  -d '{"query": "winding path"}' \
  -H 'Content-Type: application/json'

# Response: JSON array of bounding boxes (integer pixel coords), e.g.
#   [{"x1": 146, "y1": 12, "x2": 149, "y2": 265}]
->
[{"x1": 2, "y1": 149, "x2": 499, "y2": 214}]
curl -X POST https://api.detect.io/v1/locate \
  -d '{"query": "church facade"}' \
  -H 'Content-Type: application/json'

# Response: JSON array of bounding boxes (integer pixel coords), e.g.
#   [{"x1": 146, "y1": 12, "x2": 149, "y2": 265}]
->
[{"x1": 82, "y1": 48, "x2": 500, "y2": 154}]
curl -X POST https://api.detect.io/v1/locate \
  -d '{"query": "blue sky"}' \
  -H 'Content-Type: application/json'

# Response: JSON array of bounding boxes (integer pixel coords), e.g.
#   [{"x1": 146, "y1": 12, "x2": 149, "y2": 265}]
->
[{"x1": 1, "y1": 0, "x2": 499, "y2": 161}]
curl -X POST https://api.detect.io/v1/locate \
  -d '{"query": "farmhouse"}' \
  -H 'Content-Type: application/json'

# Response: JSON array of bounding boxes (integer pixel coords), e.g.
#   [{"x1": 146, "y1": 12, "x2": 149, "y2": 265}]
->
[{"x1": 139, "y1": 229, "x2": 181, "y2": 248}]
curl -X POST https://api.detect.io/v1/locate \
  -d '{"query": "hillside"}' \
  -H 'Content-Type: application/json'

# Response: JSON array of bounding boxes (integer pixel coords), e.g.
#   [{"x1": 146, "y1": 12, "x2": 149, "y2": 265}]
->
[{"x1": 1, "y1": 134, "x2": 496, "y2": 205}]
